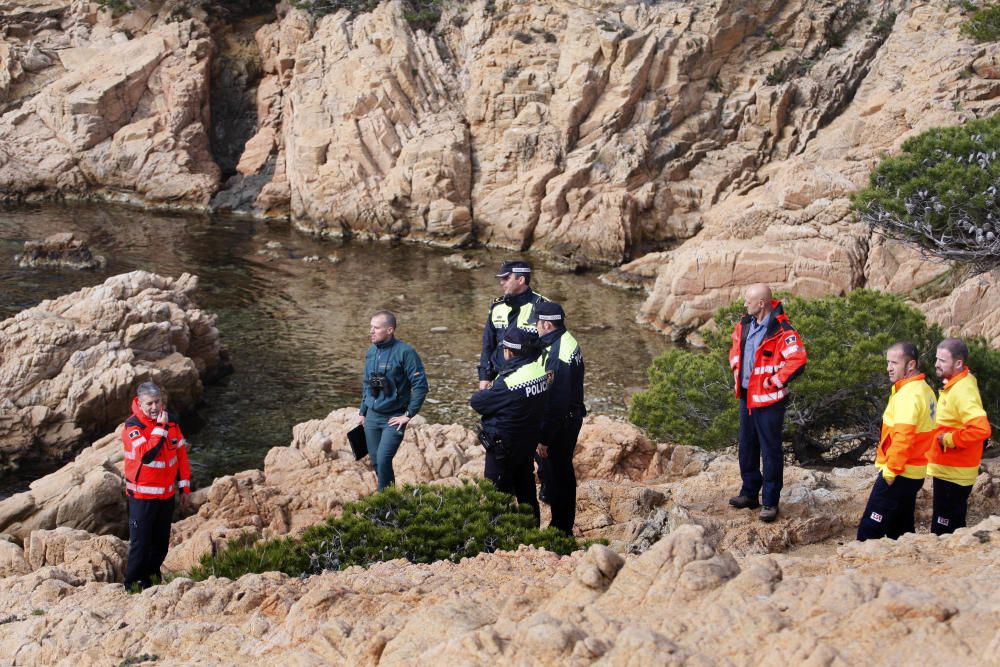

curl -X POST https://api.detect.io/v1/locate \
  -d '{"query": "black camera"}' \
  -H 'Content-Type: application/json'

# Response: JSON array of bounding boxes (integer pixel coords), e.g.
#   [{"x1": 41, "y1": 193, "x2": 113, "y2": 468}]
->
[{"x1": 368, "y1": 373, "x2": 388, "y2": 397}]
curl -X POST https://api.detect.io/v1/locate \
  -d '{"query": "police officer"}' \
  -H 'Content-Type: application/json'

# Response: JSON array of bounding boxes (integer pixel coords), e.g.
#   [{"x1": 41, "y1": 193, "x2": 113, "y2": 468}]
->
[
  {"x1": 478, "y1": 260, "x2": 547, "y2": 390},
  {"x1": 535, "y1": 301, "x2": 586, "y2": 535},
  {"x1": 121, "y1": 382, "x2": 191, "y2": 591},
  {"x1": 471, "y1": 327, "x2": 549, "y2": 525},
  {"x1": 358, "y1": 310, "x2": 429, "y2": 491}
]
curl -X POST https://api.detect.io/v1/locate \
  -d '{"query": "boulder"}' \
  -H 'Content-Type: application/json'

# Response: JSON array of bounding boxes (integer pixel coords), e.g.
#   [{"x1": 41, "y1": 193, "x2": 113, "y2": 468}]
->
[
  {"x1": 0, "y1": 270, "x2": 227, "y2": 472},
  {"x1": 14, "y1": 232, "x2": 106, "y2": 270}
]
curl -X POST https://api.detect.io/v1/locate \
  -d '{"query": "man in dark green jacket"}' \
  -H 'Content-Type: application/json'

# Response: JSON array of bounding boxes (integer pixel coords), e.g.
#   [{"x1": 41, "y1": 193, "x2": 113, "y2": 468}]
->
[{"x1": 358, "y1": 310, "x2": 428, "y2": 490}]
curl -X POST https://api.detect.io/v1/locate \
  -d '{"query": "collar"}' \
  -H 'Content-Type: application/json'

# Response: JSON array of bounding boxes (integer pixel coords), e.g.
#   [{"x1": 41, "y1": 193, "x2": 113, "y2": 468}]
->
[
  {"x1": 943, "y1": 367, "x2": 971, "y2": 391},
  {"x1": 892, "y1": 373, "x2": 926, "y2": 393},
  {"x1": 500, "y1": 349, "x2": 540, "y2": 374},
  {"x1": 540, "y1": 328, "x2": 564, "y2": 347},
  {"x1": 375, "y1": 337, "x2": 396, "y2": 350},
  {"x1": 504, "y1": 289, "x2": 535, "y2": 307}
]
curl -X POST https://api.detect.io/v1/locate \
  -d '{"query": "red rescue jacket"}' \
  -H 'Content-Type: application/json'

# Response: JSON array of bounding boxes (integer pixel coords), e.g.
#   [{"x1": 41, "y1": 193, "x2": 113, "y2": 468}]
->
[
  {"x1": 729, "y1": 300, "x2": 807, "y2": 409},
  {"x1": 121, "y1": 397, "x2": 192, "y2": 500}
]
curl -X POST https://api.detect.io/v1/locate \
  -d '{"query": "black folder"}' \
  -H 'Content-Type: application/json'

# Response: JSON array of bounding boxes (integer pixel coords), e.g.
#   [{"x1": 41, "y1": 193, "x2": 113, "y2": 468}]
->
[{"x1": 347, "y1": 424, "x2": 368, "y2": 460}]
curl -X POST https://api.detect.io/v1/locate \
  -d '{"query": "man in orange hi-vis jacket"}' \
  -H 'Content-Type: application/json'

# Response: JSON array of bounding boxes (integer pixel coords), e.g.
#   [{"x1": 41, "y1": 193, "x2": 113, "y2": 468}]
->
[
  {"x1": 121, "y1": 382, "x2": 191, "y2": 590},
  {"x1": 857, "y1": 342, "x2": 935, "y2": 541},
  {"x1": 928, "y1": 338, "x2": 992, "y2": 535},
  {"x1": 727, "y1": 284, "x2": 807, "y2": 523}
]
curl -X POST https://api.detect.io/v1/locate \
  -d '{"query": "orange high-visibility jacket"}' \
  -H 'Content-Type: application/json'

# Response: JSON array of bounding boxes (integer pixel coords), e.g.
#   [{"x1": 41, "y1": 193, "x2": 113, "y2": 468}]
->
[
  {"x1": 729, "y1": 300, "x2": 807, "y2": 408},
  {"x1": 928, "y1": 369, "x2": 992, "y2": 486},
  {"x1": 121, "y1": 397, "x2": 191, "y2": 500},
  {"x1": 877, "y1": 374, "x2": 936, "y2": 481}
]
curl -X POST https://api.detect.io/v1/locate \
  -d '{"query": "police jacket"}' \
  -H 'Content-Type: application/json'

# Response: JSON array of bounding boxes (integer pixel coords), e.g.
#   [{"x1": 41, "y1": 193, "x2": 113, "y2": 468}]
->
[
  {"x1": 122, "y1": 397, "x2": 191, "y2": 500},
  {"x1": 539, "y1": 327, "x2": 586, "y2": 446},
  {"x1": 478, "y1": 289, "x2": 547, "y2": 381},
  {"x1": 360, "y1": 337, "x2": 428, "y2": 417},
  {"x1": 729, "y1": 300, "x2": 807, "y2": 408},
  {"x1": 470, "y1": 349, "x2": 549, "y2": 442}
]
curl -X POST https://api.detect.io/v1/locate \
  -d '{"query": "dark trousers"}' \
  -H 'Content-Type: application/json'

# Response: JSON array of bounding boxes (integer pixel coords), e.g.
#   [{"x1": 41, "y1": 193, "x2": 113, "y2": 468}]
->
[
  {"x1": 738, "y1": 396, "x2": 786, "y2": 507},
  {"x1": 857, "y1": 472, "x2": 924, "y2": 541},
  {"x1": 485, "y1": 439, "x2": 540, "y2": 527},
  {"x1": 124, "y1": 496, "x2": 175, "y2": 590},
  {"x1": 364, "y1": 411, "x2": 405, "y2": 491},
  {"x1": 931, "y1": 477, "x2": 973, "y2": 535},
  {"x1": 545, "y1": 419, "x2": 582, "y2": 535}
]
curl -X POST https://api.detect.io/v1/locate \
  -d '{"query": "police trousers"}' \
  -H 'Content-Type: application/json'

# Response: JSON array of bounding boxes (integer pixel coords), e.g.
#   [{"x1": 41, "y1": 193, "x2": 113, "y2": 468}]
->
[
  {"x1": 484, "y1": 436, "x2": 540, "y2": 527},
  {"x1": 124, "y1": 495, "x2": 175, "y2": 590},
  {"x1": 856, "y1": 472, "x2": 923, "y2": 541},
  {"x1": 543, "y1": 418, "x2": 582, "y2": 535}
]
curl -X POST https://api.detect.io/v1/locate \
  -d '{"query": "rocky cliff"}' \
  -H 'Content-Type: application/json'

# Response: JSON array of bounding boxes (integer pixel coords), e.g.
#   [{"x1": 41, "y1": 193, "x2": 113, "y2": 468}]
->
[
  {"x1": 3, "y1": 2, "x2": 1000, "y2": 343},
  {"x1": 0, "y1": 407, "x2": 998, "y2": 664}
]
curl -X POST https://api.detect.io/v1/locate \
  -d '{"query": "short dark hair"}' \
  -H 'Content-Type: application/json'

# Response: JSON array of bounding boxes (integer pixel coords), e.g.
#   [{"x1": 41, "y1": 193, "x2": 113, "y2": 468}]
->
[
  {"x1": 890, "y1": 341, "x2": 919, "y2": 365},
  {"x1": 372, "y1": 310, "x2": 397, "y2": 329},
  {"x1": 938, "y1": 337, "x2": 969, "y2": 363}
]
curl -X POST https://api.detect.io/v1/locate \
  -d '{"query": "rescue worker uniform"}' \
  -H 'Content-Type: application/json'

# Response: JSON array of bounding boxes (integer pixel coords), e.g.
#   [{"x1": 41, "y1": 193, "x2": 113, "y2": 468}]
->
[
  {"x1": 728, "y1": 300, "x2": 807, "y2": 512},
  {"x1": 536, "y1": 302, "x2": 586, "y2": 535},
  {"x1": 360, "y1": 336, "x2": 428, "y2": 491},
  {"x1": 471, "y1": 328, "x2": 549, "y2": 526},
  {"x1": 857, "y1": 373, "x2": 936, "y2": 541},
  {"x1": 121, "y1": 397, "x2": 191, "y2": 590},
  {"x1": 478, "y1": 260, "x2": 547, "y2": 383},
  {"x1": 928, "y1": 368, "x2": 991, "y2": 534}
]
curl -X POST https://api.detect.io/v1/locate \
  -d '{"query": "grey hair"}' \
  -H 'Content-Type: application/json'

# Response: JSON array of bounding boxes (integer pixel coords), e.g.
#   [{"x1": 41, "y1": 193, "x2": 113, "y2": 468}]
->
[{"x1": 136, "y1": 382, "x2": 163, "y2": 400}]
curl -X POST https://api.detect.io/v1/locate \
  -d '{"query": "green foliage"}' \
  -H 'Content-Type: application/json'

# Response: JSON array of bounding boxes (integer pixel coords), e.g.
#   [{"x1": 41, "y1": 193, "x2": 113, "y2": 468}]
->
[
  {"x1": 961, "y1": 4, "x2": 1000, "y2": 42},
  {"x1": 96, "y1": 0, "x2": 132, "y2": 16},
  {"x1": 852, "y1": 114, "x2": 1000, "y2": 271},
  {"x1": 630, "y1": 290, "x2": 1000, "y2": 460},
  {"x1": 189, "y1": 480, "x2": 581, "y2": 581},
  {"x1": 290, "y1": 0, "x2": 444, "y2": 31},
  {"x1": 119, "y1": 655, "x2": 158, "y2": 667}
]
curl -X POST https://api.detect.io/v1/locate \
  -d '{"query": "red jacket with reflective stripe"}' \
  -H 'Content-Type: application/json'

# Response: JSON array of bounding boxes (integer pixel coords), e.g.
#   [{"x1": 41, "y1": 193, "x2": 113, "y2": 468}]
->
[
  {"x1": 729, "y1": 300, "x2": 807, "y2": 408},
  {"x1": 121, "y1": 397, "x2": 192, "y2": 500}
]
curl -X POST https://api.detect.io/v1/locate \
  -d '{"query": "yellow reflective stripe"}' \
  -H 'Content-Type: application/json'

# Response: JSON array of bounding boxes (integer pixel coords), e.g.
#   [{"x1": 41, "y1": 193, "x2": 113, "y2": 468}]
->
[
  {"x1": 927, "y1": 463, "x2": 979, "y2": 486},
  {"x1": 876, "y1": 462, "x2": 927, "y2": 480}
]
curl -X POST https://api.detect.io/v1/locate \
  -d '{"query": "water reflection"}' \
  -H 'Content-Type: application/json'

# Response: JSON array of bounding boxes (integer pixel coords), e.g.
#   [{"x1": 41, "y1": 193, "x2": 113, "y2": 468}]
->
[{"x1": 0, "y1": 203, "x2": 668, "y2": 488}]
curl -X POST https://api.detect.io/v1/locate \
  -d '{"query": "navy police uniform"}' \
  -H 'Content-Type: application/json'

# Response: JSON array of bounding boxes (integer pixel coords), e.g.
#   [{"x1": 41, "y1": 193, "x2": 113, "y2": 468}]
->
[
  {"x1": 537, "y1": 302, "x2": 586, "y2": 535},
  {"x1": 471, "y1": 327, "x2": 549, "y2": 525},
  {"x1": 478, "y1": 260, "x2": 547, "y2": 382}
]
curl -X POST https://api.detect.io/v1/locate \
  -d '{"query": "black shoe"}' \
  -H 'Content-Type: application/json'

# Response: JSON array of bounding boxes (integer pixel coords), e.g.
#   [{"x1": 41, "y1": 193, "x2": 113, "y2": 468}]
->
[
  {"x1": 760, "y1": 506, "x2": 779, "y2": 522},
  {"x1": 539, "y1": 485, "x2": 550, "y2": 505},
  {"x1": 728, "y1": 495, "x2": 760, "y2": 510}
]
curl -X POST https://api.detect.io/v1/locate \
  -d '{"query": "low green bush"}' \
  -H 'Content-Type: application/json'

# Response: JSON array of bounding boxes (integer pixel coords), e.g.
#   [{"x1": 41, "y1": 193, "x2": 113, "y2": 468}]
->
[
  {"x1": 852, "y1": 114, "x2": 1000, "y2": 272},
  {"x1": 189, "y1": 480, "x2": 580, "y2": 581},
  {"x1": 961, "y1": 4, "x2": 1000, "y2": 42},
  {"x1": 290, "y1": 0, "x2": 445, "y2": 31},
  {"x1": 630, "y1": 290, "x2": 1000, "y2": 461}
]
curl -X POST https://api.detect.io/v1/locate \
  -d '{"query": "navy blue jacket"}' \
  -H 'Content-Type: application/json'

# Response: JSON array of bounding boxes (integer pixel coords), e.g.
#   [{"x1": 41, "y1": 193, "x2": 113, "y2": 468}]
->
[
  {"x1": 478, "y1": 289, "x2": 547, "y2": 381},
  {"x1": 470, "y1": 349, "x2": 549, "y2": 442},
  {"x1": 360, "y1": 338, "x2": 428, "y2": 417},
  {"x1": 539, "y1": 327, "x2": 586, "y2": 445}
]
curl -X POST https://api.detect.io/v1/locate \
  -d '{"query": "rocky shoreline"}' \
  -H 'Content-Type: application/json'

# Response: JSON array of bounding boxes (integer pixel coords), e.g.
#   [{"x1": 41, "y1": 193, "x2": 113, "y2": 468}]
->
[{"x1": 3, "y1": 1, "x2": 1000, "y2": 346}]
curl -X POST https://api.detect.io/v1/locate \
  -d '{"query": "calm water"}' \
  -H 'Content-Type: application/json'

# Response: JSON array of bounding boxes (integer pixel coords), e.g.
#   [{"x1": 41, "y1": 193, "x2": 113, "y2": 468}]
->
[{"x1": 0, "y1": 203, "x2": 667, "y2": 490}]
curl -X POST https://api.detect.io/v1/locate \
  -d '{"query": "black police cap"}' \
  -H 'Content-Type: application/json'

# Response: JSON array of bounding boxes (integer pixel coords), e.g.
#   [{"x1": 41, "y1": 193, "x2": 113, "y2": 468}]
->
[
  {"x1": 535, "y1": 301, "x2": 565, "y2": 322},
  {"x1": 495, "y1": 260, "x2": 532, "y2": 278},
  {"x1": 501, "y1": 327, "x2": 536, "y2": 350}
]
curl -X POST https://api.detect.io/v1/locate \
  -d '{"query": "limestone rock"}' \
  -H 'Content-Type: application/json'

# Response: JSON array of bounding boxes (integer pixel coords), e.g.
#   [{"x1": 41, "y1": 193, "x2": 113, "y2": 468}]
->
[
  {"x1": 23, "y1": 526, "x2": 127, "y2": 583},
  {"x1": 0, "y1": 270, "x2": 227, "y2": 472},
  {"x1": 14, "y1": 232, "x2": 107, "y2": 270}
]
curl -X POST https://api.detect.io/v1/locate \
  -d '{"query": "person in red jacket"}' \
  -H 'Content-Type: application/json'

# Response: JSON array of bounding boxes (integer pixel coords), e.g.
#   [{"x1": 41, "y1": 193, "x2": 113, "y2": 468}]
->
[
  {"x1": 727, "y1": 284, "x2": 807, "y2": 522},
  {"x1": 121, "y1": 382, "x2": 191, "y2": 590}
]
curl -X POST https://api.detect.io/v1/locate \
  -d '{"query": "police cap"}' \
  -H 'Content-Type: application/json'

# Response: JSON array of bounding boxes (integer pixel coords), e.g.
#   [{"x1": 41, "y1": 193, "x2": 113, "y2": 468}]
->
[
  {"x1": 501, "y1": 327, "x2": 536, "y2": 351},
  {"x1": 535, "y1": 301, "x2": 565, "y2": 323},
  {"x1": 495, "y1": 260, "x2": 532, "y2": 278}
]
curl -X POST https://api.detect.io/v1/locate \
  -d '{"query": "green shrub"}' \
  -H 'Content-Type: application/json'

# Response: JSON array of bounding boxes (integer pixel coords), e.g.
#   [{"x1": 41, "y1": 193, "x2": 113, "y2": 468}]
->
[
  {"x1": 291, "y1": 0, "x2": 445, "y2": 31},
  {"x1": 852, "y1": 114, "x2": 1000, "y2": 272},
  {"x1": 961, "y1": 4, "x2": 1000, "y2": 42},
  {"x1": 189, "y1": 480, "x2": 580, "y2": 581},
  {"x1": 630, "y1": 290, "x2": 1000, "y2": 461},
  {"x1": 96, "y1": 0, "x2": 132, "y2": 16}
]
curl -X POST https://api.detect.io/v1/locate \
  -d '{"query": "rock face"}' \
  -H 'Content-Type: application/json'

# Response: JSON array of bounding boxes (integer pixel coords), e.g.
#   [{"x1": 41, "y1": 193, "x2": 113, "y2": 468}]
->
[
  {"x1": 0, "y1": 2, "x2": 218, "y2": 207},
  {"x1": 0, "y1": 271, "x2": 227, "y2": 472},
  {"x1": 14, "y1": 232, "x2": 106, "y2": 270}
]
